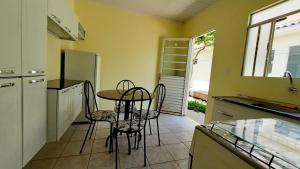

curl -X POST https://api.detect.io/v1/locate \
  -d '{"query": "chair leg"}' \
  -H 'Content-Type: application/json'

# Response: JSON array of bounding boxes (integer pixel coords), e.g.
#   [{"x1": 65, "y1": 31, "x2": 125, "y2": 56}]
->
[
  {"x1": 89, "y1": 121, "x2": 96, "y2": 139},
  {"x1": 110, "y1": 123, "x2": 114, "y2": 153},
  {"x1": 137, "y1": 132, "x2": 141, "y2": 150},
  {"x1": 156, "y1": 118, "x2": 161, "y2": 146},
  {"x1": 148, "y1": 120, "x2": 152, "y2": 135},
  {"x1": 126, "y1": 133, "x2": 131, "y2": 155},
  {"x1": 115, "y1": 131, "x2": 119, "y2": 169},
  {"x1": 143, "y1": 129, "x2": 147, "y2": 166},
  {"x1": 80, "y1": 121, "x2": 93, "y2": 154}
]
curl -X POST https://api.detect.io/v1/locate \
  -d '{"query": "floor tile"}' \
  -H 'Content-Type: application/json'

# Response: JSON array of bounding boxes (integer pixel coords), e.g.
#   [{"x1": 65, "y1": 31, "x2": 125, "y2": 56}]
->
[
  {"x1": 71, "y1": 130, "x2": 94, "y2": 141},
  {"x1": 60, "y1": 127, "x2": 76, "y2": 142},
  {"x1": 183, "y1": 142, "x2": 191, "y2": 150},
  {"x1": 176, "y1": 159, "x2": 189, "y2": 169},
  {"x1": 24, "y1": 158, "x2": 57, "y2": 169},
  {"x1": 92, "y1": 139, "x2": 109, "y2": 153},
  {"x1": 174, "y1": 131, "x2": 193, "y2": 142},
  {"x1": 119, "y1": 149, "x2": 148, "y2": 169},
  {"x1": 160, "y1": 133, "x2": 181, "y2": 145},
  {"x1": 54, "y1": 155, "x2": 89, "y2": 169},
  {"x1": 95, "y1": 128, "x2": 111, "y2": 139},
  {"x1": 88, "y1": 153, "x2": 115, "y2": 169},
  {"x1": 33, "y1": 142, "x2": 67, "y2": 160},
  {"x1": 146, "y1": 146, "x2": 173, "y2": 165},
  {"x1": 61, "y1": 140, "x2": 93, "y2": 156},
  {"x1": 165, "y1": 143, "x2": 189, "y2": 160},
  {"x1": 150, "y1": 161, "x2": 180, "y2": 169}
]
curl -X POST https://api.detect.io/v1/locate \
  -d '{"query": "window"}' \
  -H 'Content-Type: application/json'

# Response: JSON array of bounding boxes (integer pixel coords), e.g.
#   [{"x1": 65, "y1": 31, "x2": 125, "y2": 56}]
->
[{"x1": 242, "y1": 0, "x2": 300, "y2": 78}]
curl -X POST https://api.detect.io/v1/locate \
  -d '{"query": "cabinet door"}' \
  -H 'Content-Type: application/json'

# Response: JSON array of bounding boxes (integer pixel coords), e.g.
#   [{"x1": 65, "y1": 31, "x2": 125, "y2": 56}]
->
[
  {"x1": 0, "y1": 0, "x2": 21, "y2": 77},
  {"x1": 22, "y1": 0, "x2": 47, "y2": 76},
  {"x1": 23, "y1": 76, "x2": 47, "y2": 166},
  {"x1": 57, "y1": 88, "x2": 72, "y2": 140},
  {"x1": 48, "y1": 0, "x2": 65, "y2": 26},
  {"x1": 73, "y1": 84, "x2": 83, "y2": 121},
  {"x1": 0, "y1": 78, "x2": 22, "y2": 169}
]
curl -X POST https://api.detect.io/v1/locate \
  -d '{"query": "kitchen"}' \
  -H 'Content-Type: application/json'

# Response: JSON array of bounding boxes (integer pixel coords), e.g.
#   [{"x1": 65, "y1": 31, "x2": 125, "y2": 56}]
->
[{"x1": 0, "y1": 0, "x2": 300, "y2": 169}]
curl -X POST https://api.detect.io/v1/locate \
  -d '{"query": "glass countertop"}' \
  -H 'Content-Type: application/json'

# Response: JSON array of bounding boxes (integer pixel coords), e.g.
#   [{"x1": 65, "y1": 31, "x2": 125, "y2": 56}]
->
[{"x1": 207, "y1": 119, "x2": 300, "y2": 169}]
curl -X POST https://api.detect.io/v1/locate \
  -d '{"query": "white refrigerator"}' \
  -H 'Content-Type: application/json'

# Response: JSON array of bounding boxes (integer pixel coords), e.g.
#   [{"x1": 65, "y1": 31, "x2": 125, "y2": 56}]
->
[
  {"x1": 61, "y1": 49, "x2": 101, "y2": 122},
  {"x1": 0, "y1": 0, "x2": 47, "y2": 168}
]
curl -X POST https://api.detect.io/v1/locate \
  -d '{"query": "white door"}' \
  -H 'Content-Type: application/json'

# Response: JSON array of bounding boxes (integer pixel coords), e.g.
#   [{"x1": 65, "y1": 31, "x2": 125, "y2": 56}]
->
[
  {"x1": 22, "y1": 0, "x2": 47, "y2": 76},
  {"x1": 0, "y1": 78, "x2": 22, "y2": 169},
  {"x1": 159, "y1": 38, "x2": 192, "y2": 115},
  {"x1": 0, "y1": 0, "x2": 21, "y2": 77},
  {"x1": 22, "y1": 76, "x2": 47, "y2": 166}
]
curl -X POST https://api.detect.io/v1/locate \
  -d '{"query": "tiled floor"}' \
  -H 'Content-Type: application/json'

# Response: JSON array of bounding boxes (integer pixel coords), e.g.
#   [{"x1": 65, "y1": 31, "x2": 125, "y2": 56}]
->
[{"x1": 24, "y1": 114, "x2": 198, "y2": 169}]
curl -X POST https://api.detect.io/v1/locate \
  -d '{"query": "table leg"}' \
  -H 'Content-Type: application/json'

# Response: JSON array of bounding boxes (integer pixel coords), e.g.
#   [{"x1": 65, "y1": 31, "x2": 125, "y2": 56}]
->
[{"x1": 124, "y1": 100, "x2": 130, "y2": 120}]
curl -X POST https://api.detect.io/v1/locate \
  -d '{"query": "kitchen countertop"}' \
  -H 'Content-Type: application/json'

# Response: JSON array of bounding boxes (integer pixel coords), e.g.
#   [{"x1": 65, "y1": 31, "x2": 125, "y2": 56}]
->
[
  {"x1": 213, "y1": 96, "x2": 300, "y2": 120},
  {"x1": 200, "y1": 118, "x2": 300, "y2": 168},
  {"x1": 47, "y1": 79, "x2": 84, "y2": 90}
]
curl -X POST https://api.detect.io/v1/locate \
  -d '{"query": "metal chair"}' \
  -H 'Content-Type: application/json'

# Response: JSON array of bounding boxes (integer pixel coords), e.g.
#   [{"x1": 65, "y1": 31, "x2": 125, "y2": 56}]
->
[
  {"x1": 114, "y1": 80, "x2": 137, "y2": 113},
  {"x1": 113, "y1": 87, "x2": 152, "y2": 169},
  {"x1": 80, "y1": 80, "x2": 115, "y2": 154},
  {"x1": 134, "y1": 84, "x2": 166, "y2": 146}
]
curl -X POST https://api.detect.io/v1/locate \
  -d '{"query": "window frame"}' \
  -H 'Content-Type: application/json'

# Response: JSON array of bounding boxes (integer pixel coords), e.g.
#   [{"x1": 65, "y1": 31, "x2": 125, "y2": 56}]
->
[{"x1": 241, "y1": 0, "x2": 300, "y2": 77}]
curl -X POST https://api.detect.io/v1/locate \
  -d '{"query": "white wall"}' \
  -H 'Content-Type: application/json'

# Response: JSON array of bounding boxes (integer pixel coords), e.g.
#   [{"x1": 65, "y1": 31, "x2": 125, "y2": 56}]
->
[{"x1": 190, "y1": 46, "x2": 213, "y2": 91}]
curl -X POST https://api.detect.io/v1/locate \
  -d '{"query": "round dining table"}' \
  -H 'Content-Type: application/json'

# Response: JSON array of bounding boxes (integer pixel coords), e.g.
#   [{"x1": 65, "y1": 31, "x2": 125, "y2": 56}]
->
[{"x1": 97, "y1": 89, "x2": 153, "y2": 119}]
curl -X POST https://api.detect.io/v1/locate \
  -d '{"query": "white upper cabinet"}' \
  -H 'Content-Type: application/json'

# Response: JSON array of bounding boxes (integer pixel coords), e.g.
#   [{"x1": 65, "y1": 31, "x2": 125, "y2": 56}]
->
[
  {"x1": 22, "y1": 0, "x2": 47, "y2": 76},
  {"x1": 0, "y1": 0, "x2": 21, "y2": 77},
  {"x1": 48, "y1": 0, "x2": 79, "y2": 41}
]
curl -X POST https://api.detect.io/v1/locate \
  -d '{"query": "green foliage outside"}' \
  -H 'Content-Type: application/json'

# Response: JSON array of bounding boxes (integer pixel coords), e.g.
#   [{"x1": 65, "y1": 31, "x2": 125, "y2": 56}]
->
[{"x1": 188, "y1": 100, "x2": 207, "y2": 113}]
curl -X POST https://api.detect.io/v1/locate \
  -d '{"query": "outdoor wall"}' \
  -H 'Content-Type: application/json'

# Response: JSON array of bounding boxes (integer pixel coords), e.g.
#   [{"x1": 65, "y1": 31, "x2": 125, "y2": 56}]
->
[
  {"x1": 183, "y1": 0, "x2": 300, "y2": 122},
  {"x1": 73, "y1": 0, "x2": 183, "y2": 109}
]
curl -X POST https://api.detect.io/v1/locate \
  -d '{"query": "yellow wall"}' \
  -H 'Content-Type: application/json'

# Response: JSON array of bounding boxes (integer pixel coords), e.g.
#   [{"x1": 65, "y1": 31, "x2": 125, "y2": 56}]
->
[
  {"x1": 72, "y1": 0, "x2": 182, "y2": 109},
  {"x1": 183, "y1": 0, "x2": 300, "y2": 122}
]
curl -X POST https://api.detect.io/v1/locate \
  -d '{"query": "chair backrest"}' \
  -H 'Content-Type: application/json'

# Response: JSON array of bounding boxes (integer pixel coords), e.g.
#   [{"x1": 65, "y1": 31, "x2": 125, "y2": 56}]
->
[
  {"x1": 115, "y1": 87, "x2": 152, "y2": 132},
  {"x1": 153, "y1": 84, "x2": 166, "y2": 116},
  {"x1": 83, "y1": 80, "x2": 99, "y2": 120},
  {"x1": 116, "y1": 80, "x2": 135, "y2": 92}
]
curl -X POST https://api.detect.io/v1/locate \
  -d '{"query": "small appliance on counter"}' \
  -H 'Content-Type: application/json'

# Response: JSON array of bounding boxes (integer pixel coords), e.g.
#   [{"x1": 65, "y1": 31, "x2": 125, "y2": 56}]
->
[{"x1": 189, "y1": 118, "x2": 300, "y2": 169}]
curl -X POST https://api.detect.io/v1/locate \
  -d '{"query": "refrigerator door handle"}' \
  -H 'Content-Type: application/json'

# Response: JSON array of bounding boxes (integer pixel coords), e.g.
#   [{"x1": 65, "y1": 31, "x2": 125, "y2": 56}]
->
[
  {"x1": 28, "y1": 70, "x2": 45, "y2": 74},
  {"x1": 0, "y1": 69, "x2": 15, "y2": 75},
  {"x1": 0, "y1": 83, "x2": 15, "y2": 88},
  {"x1": 29, "y1": 79, "x2": 45, "y2": 84}
]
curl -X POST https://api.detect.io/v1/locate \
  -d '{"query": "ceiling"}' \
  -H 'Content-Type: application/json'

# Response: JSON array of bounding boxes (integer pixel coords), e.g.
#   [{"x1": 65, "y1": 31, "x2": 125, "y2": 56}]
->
[{"x1": 95, "y1": 0, "x2": 217, "y2": 22}]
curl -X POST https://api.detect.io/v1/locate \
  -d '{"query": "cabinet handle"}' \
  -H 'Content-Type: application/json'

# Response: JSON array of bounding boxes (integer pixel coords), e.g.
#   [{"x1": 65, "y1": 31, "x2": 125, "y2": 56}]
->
[
  {"x1": 51, "y1": 14, "x2": 61, "y2": 24},
  {"x1": 28, "y1": 70, "x2": 45, "y2": 74},
  {"x1": 29, "y1": 79, "x2": 44, "y2": 84},
  {"x1": 0, "y1": 83, "x2": 15, "y2": 88},
  {"x1": 218, "y1": 111, "x2": 234, "y2": 118},
  {"x1": 0, "y1": 69, "x2": 15, "y2": 74},
  {"x1": 64, "y1": 26, "x2": 71, "y2": 33},
  {"x1": 62, "y1": 89, "x2": 69, "y2": 93}
]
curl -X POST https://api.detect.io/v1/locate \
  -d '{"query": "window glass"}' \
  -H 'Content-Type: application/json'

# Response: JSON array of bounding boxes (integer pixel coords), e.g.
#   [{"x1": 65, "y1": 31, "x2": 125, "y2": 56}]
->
[
  {"x1": 243, "y1": 27, "x2": 259, "y2": 76},
  {"x1": 267, "y1": 13, "x2": 300, "y2": 77},
  {"x1": 254, "y1": 23, "x2": 271, "y2": 77},
  {"x1": 251, "y1": 0, "x2": 300, "y2": 25}
]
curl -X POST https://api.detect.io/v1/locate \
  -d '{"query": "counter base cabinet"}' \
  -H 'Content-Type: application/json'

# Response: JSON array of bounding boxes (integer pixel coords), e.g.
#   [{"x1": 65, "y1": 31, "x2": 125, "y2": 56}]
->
[
  {"x1": 191, "y1": 129, "x2": 254, "y2": 169},
  {"x1": 0, "y1": 79, "x2": 22, "y2": 169},
  {"x1": 22, "y1": 76, "x2": 47, "y2": 166},
  {"x1": 47, "y1": 83, "x2": 83, "y2": 142},
  {"x1": 212, "y1": 100, "x2": 300, "y2": 125}
]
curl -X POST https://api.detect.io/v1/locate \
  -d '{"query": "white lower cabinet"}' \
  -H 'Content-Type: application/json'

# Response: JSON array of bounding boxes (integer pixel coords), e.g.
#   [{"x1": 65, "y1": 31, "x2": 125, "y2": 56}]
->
[
  {"x1": 22, "y1": 76, "x2": 47, "y2": 166},
  {"x1": 212, "y1": 99, "x2": 300, "y2": 125},
  {"x1": 47, "y1": 83, "x2": 83, "y2": 142},
  {"x1": 191, "y1": 128, "x2": 254, "y2": 169},
  {"x1": 0, "y1": 78, "x2": 22, "y2": 169}
]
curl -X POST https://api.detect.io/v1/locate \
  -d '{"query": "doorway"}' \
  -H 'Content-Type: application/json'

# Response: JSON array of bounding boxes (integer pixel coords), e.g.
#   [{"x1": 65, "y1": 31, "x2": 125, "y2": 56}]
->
[{"x1": 186, "y1": 31, "x2": 215, "y2": 124}]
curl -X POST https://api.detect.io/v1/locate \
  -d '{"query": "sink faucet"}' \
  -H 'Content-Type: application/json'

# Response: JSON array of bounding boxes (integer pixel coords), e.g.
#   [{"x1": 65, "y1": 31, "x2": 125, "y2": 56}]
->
[{"x1": 283, "y1": 71, "x2": 297, "y2": 93}]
